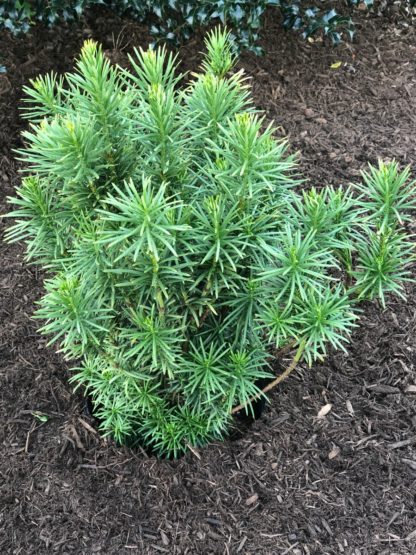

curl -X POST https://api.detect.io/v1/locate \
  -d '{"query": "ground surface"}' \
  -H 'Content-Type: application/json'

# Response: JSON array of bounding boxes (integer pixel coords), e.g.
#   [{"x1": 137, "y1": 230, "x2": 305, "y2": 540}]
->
[{"x1": 1, "y1": 6, "x2": 416, "y2": 555}]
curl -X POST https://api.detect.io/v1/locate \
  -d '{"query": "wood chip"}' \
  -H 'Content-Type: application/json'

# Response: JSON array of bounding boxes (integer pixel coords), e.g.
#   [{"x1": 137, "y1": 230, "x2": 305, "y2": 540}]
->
[
  {"x1": 150, "y1": 545, "x2": 169, "y2": 553},
  {"x1": 328, "y1": 446, "x2": 341, "y2": 460},
  {"x1": 389, "y1": 437, "x2": 416, "y2": 450},
  {"x1": 245, "y1": 493, "x2": 259, "y2": 506},
  {"x1": 78, "y1": 417, "x2": 98, "y2": 435},
  {"x1": 68, "y1": 424, "x2": 85, "y2": 451},
  {"x1": 346, "y1": 400, "x2": 354, "y2": 415},
  {"x1": 366, "y1": 384, "x2": 400, "y2": 394},
  {"x1": 406, "y1": 529, "x2": 416, "y2": 541},
  {"x1": 236, "y1": 536, "x2": 248, "y2": 553},
  {"x1": 317, "y1": 403, "x2": 332, "y2": 419},
  {"x1": 405, "y1": 385, "x2": 416, "y2": 394},
  {"x1": 186, "y1": 443, "x2": 201, "y2": 460},
  {"x1": 322, "y1": 518, "x2": 333, "y2": 536},
  {"x1": 160, "y1": 531, "x2": 169, "y2": 546}
]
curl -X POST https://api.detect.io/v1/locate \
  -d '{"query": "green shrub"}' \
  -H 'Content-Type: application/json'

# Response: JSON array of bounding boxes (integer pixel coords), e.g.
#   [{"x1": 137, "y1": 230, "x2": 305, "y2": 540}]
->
[
  {"x1": 5, "y1": 29, "x2": 415, "y2": 457},
  {"x1": 3, "y1": 1, "x2": 413, "y2": 51}
]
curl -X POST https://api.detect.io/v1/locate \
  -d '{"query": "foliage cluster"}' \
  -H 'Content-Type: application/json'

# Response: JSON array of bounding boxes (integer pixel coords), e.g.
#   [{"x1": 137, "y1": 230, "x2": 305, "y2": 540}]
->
[
  {"x1": 5, "y1": 30, "x2": 415, "y2": 457},
  {"x1": 2, "y1": 1, "x2": 414, "y2": 52}
]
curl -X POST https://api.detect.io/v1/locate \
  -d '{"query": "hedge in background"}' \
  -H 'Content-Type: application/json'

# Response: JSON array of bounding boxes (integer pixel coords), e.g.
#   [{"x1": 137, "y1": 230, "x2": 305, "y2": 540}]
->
[{"x1": 2, "y1": 1, "x2": 411, "y2": 52}]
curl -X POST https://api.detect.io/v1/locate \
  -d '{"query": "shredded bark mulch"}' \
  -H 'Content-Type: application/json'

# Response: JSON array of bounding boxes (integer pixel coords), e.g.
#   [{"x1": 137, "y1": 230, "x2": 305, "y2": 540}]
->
[{"x1": 1, "y1": 6, "x2": 416, "y2": 554}]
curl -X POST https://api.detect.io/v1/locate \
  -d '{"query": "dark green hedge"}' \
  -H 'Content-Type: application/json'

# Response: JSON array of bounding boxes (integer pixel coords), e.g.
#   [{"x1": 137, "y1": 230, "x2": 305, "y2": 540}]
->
[{"x1": 0, "y1": 1, "x2": 382, "y2": 52}]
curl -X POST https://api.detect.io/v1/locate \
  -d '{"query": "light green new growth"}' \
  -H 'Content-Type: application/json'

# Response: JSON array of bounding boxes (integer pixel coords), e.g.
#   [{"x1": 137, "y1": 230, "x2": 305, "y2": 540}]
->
[{"x1": 5, "y1": 30, "x2": 415, "y2": 457}]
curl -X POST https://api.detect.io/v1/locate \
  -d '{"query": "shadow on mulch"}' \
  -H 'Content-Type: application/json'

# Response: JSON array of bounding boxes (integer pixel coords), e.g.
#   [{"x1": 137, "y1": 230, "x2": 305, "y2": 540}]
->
[{"x1": 1, "y1": 5, "x2": 416, "y2": 554}]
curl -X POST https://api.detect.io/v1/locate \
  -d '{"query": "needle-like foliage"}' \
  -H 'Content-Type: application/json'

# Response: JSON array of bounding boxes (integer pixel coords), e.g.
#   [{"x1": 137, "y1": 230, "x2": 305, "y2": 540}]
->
[{"x1": 5, "y1": 30, "x2": 415, "y2": 457}]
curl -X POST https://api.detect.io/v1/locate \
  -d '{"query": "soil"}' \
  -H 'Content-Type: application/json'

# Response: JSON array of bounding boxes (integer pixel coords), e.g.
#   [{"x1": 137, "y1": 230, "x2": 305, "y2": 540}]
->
[{"x1": 1, "y1": 5, "x2": 416, "y2": 554}]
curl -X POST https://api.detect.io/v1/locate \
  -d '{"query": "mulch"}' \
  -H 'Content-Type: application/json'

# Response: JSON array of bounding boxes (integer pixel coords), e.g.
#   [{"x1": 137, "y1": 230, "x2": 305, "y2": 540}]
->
[{"x1": 1, "y1": 5, "x2": 416, "y2": 554}]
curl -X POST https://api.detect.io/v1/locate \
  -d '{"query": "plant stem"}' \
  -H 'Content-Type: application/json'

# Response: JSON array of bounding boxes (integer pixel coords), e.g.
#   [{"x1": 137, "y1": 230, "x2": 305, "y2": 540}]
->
[{"x1": 231, "y1": 340, "x2": 305, "y2": 415}]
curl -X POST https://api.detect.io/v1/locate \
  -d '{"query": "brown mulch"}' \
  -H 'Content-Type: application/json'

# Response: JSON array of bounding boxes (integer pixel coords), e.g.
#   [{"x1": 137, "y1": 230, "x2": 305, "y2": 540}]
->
[{"x1": 1, "y1": 6, "x2": 416, "y2": 555}]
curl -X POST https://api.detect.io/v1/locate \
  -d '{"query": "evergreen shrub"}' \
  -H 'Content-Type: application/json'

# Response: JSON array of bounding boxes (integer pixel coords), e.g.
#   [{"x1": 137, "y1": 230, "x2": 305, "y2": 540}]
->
[
  {"x1": 2, "y1": 1, "x2": 410, "y2": 51},
  {"x1": 6, "y1": 29, "x2": 415, "y2": 456}
]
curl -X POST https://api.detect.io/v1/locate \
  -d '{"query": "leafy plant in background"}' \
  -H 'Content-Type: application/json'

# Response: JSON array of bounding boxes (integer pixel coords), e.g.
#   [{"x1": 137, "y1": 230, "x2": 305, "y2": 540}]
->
[
  {"x1": 1, "y1": 0, "x2": 414, "y2": 52},
  {"x1": 5, "y1": 30, "x2": 415, "y2": 457}
]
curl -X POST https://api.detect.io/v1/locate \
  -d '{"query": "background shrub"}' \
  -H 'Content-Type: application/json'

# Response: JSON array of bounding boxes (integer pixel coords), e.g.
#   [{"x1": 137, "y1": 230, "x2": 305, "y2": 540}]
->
[
  {"x1": 2, "y1": 1, "x2": 415, "y2": 52},
  {"x1": 5, "y1": 30, "x2": 415, "y2": 457}
]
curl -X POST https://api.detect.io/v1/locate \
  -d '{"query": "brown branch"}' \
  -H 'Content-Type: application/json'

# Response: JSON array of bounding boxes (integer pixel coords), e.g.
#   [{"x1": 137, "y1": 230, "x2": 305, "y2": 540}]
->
[
  {"x1": 198, "y1": 305, "x2": 212, "y2": 328},
  {"x1": 270, "y1": 339, "x2": 297, "y2": 360},
  {"x1": 231, "y1": 341, "x2": 305, "y2": 415}
]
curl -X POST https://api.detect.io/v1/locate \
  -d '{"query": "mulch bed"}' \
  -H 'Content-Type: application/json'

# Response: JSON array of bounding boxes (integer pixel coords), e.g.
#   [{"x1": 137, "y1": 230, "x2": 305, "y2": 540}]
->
[{"x1": 1, "y1": 6, "x2": 416, "y2": 554}]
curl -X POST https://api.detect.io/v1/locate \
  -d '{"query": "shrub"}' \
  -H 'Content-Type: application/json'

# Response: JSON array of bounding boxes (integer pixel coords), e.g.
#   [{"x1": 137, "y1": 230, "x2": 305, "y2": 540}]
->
[
  {"x1": 2, "y1": 1, "x2": 414, "y2": 51},
  {"x1": 5, "y1": 29, "x2": 415, "y2": 457}
]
